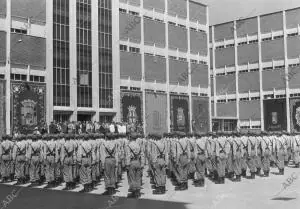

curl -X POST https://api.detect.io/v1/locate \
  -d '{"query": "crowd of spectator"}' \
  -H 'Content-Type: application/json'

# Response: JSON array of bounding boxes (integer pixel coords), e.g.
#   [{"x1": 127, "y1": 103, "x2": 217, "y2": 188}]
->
[{"x1": 12, "y1": 121, "x2": 144, "y2": 136}]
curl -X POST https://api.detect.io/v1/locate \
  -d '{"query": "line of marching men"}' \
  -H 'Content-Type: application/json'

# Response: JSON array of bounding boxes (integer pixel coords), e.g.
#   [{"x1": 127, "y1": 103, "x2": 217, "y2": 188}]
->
[{"x1": 1, "y1": 131, "x2": 300, "y2": 198}]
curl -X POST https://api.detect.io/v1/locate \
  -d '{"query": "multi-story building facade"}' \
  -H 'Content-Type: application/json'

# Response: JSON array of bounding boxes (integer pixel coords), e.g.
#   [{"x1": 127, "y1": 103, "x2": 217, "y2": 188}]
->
[
  {"x1": 118, "y1": 0, "x2": 210, "y2": 134},
  {"x1": 0, "y1": 0, "x2": 210, "y2": 135},
  {"x1": 210, "y1": 7, "x2": 300, "y2": 132}
]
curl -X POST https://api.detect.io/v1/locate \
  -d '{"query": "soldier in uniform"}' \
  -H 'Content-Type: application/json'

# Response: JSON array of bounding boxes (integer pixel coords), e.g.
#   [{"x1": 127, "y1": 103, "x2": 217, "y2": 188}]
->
[
  {"x1": 283, "y1": 132, "x2": 292, "y2": 166},
  {"x1": 194, "y1": 133, "x2": 207, "y2": 187},
  {"x1": 10, "y1": 135, "x2": 17, "y2": 182},
  {"x1": 247, "y1": 132, "x2": 257, "y2": 179},
  {"x1": 292, "y1": 132, "x2": 300, "y2": 168},
  {"x1": 255, "y1": 132, "x2": 263, "y2": 176},
  {"x1": 91, "y1": 133, "x2": 100, "y2": 187},
  {"x1": 187, "y1": 133, "x2": 196, "y2": 179},
  {"x1": 149, "y1": 134, "x2": 168, "y2": 194},
  {"x1": 13, "y1": 135, "x2": 27, "y2": 185},
  {"x1": 205, "y1": 133, "x2": 212, "y2": 178},
  {"x1": 27, "y1": 134, "x2": 43, "y2": 186},
  {"x1": 232, "y1": 132, "x2": 242, "y2": 182},
  {"x1": 216, "y1": 132, "x2": 229, "y2": 184},
  {"x1": 78, "y1": 134, "x2": 94, "y2": 192},
  {"x1": 61, "y1": 134, "x2": 76, "y2": 190},
  {"x1": 240, "y1": 132, "x2": 248, "y2": 178},
  {"x1": 206, "y1": 133, "x2": 217, "y2": 181},
  {"x1": 125, "y1": 133, "x2": 145, "y2": 198},
  {"x1": 173, "y1": 132, "x2": 190, "y2": 190},
  {"x1": 275, "y1": 132, "x2": 285, "y2": 175},
  {"x1": 43, "y1": 134, "x2": 57, "y2": 188},
  {"x1": 261, "y1": 131, "x2": 271, "y2": 177},
  {"x1": 225, "y1": 133, "x2": 234, "y2": 180},
  {"x1": 100, "y1": 133, "x2": 119, "y2": 195},
  {"x1": 54, "y1": 134, "x2": 63, "y2": 186},
  {"x1": 0, "y1": 135, "x2": 14, "y2": 182}
]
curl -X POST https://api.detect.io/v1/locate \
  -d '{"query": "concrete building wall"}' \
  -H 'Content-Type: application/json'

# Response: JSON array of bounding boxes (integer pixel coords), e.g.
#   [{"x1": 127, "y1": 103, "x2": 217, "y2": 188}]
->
[{"x1": 210, "y1": 7, "x2": 300, "y2": 132}]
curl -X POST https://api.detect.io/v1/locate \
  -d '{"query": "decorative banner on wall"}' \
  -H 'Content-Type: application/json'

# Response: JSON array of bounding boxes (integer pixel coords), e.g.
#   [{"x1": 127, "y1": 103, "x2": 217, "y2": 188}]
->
[
  {"x1": 11, "y1": 81, "x2": 46, "y2": 134},
  {"x1": 192, "y1": 96, "x2": 210, "y2": 133},
  {"x1": 171, "y1": 95, "x2": 189, "y2": 133},
  {"x1": 145, "y1": 92, "x2": 168, "y2": 135},
  {"x1": 264, "y1": 99, "x2": 286, "y2": 131},
  {"x1": 0, "y1": 80, "x2": 6, "y2": 137},
  {"x1": 120, "y1": 91, "x2": 142, "y2": 124},
  {"x1": 290, "y1": 98, "x2": 300, "y2": 132}
]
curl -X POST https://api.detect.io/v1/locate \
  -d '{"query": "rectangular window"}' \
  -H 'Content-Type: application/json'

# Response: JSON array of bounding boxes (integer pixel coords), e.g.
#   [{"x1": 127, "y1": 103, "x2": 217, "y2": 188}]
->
[
  {"x1": 178, "y1": 57, "x2": 187, "y2": 62},
  {"x1": 129, "y1": 11, "x2": 139, "y2": 16},
  {"x1": 120, "y1": 44, "x2": 127, "y2": 51},
  {"x1": 129, "y1": 47, "x2": 140, "y2": 53},
  {"x1": 249, "y1": 40, "x2": 258, "y2": 44},
  {"x1": 190, "y1": 59, "x2": 197, "y2": 64},
  {"x1": 11, "y1": 28, "x2": 27, "y2": 34},
  {"x1": 119, "y1": 8, "x2": 126, "y2": 13}
]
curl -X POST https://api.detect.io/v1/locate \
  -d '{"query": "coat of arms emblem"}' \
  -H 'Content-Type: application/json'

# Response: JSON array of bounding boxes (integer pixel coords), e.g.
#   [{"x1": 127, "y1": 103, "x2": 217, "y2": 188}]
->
[
  {"x1": 21, "y1": 99, "x2": 37, "y2": 126},
  {"x1": 177, "y1": 107, "x2": 185, "y2": 127},
  {"x1": 295, "y1": 107, "x2": 300, "y2": 126},
  {"x1": 271, "y1": 112, "x2": 278, "y2": 125},
  {"x1": 127, "y1": 105, "x2": 137, "y2": 124}
]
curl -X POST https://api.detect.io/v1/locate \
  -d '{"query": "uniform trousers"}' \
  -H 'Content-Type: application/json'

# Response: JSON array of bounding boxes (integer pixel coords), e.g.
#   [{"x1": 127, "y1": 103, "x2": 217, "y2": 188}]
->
[
  {"x1": 195, "y1": 154, "x2": 206, "y2": 180},
  {"x1": 30, "y1": 156, "x2": 41, "y2": 182},
  {"x1": 152, "y1": 158, "x2": 166, "y2": 187},
  {"x1": 45, "y1": 156, "x2": 56, "y2": 183},
  {"x1": 104, "y1": 157, "x2": 117, "y2": 189},
  {"x1": 175, "y1": 154, "x2": 189, "y2": 183},
  {"x1": 79, "y1": 157, "x2": 92, "y2": 185},
  {"x1": 15, "y1": 155, "x2": 26, "y2": 179},
  {"x1": 62, "y1": 157, "x2": 74, "y2": 183},
  {"x1": 217, "y1": 153, "x2": 227, "y2": 178},
  {"x1": 127, "y1": 159, "x2": 142, "y2": 191},
  {"x1": 262, "y1": 149, "x2": 271, "y2": 172},
  {"x1": 233, "y1": 152, "x2": 242, "y2": 176},
  {"x1": 0, "y1": 155, "x2": 11, "y2": 178}
]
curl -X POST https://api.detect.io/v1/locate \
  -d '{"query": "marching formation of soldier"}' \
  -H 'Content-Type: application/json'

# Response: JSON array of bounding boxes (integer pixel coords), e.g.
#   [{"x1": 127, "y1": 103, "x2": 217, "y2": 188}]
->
[{"x1": 1, "y1": 131, "x2": 300, "y2": 198}]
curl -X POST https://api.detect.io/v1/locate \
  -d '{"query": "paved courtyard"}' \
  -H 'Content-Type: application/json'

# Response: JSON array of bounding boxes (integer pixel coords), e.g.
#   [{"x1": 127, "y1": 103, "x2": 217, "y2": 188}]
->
[{"x1": 0, "y1": 166, "x2": 299, "y2": 209}]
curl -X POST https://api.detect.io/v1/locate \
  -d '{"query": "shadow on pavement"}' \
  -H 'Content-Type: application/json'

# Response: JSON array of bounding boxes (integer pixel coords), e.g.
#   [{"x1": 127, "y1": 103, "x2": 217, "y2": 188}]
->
[
  {"x1": 0, "y1": 184, "x2": 189, "y2": 209},
  {"x1": 271, "y1": 197, "x2": 297, "y2": 201}
]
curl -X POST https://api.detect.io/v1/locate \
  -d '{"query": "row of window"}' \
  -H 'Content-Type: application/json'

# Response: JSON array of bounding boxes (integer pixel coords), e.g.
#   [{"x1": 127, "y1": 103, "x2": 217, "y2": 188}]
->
[
  {"x1": 216, "y1": 96, "x2": 261, "y2": 103},
  {"x1": 240, "y1": 126, "x2": 261, "y2": 129},
  {"x1": 120, "y1": 45, "x2": 208, "y2": 65},
  {"x1": 9, "y1": 73, "x2": 45, "y2": 82},
  {"x1": 119, "y1": 8, "x2": 206, "y2": 33},
  {"x1": 213, "y1": 63, "x2": 300, "y2": 76},
  {"x1": 119, "y1": 8, "x2": 205, "y2": 24},
  {"x1": 11, "y1": 28, "x2": 27, "y2": 35},
  {"x1": 214, "y1": 33, "x2": 296, "y2": 50}
]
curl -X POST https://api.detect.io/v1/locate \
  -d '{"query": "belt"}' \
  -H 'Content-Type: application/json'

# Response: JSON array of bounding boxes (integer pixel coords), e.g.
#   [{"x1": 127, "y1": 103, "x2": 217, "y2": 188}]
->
[
  {"x1": 82, "y1": 155, "x2": 91, "y2": 158},
  {"x1": 131, "y1": 157, "x2": 140, "y2": 161},
  {"x1": 47, "y1": 153, "x2": 56, "y2": 157}
]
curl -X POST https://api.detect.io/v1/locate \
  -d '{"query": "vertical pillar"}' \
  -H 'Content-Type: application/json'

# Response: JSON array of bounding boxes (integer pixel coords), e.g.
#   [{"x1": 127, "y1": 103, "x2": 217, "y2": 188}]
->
[
  {"x1": 187, "y1": 0, "x2": 192, "y2": 133},
  {"x1": 234, "y1": 20, "x2": 240, "y2": 130},
  {"x1": 211, "y1": 26, "x2": 217, "y2": 117},
  {"x1": 69, "y1": 0, "x2": 77, "y2": 121},
  {"x1": 92, "y1": 0, "x2": 99, "y2": 122},
  {"x1": 140, "y1": 0, "x2": 146, "y2": 135},
  {"x1": 165, "y1": 0, "x2": 170, "y2": 132},
  {"x1": 112, "y1": 0, "x2": 121, "y2": 122},
  {"x1": 257, "y1": 16, "x2": 264, "y2": 131},
  {"x1": 283, "y1": 11, "x2": 290, "y2": 132},
  {"x1": 207, "y1": 6, "x2": 212, "y2": 132},
  {"x1": 5, "y1": 0, "x2": 11, "y2": 134},
  {"x1": 27, "y1": 65, "x2": 30, "y2": 82},
  {"x1": 46, "y1": 0, "x2": 53, "y2": 124}
]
